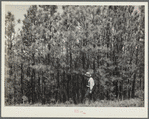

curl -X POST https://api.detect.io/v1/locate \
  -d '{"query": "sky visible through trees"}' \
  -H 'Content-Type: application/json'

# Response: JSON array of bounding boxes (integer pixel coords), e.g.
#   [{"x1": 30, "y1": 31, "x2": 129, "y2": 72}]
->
[{"x1": 5, "y1": 5, "x2": 145, "y2": 106}]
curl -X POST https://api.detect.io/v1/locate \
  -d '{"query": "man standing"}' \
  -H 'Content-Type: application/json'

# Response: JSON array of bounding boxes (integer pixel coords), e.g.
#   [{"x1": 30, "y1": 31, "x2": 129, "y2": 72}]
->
[{"x1": 84, "y1": 72, "x2": 95, "y2": 102}]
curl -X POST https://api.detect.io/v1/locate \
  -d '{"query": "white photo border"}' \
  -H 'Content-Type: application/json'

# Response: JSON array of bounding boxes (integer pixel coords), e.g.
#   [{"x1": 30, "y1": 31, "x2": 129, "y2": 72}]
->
[{"x1": 1, "y1": 1, "x2": 148, "y2": 118}]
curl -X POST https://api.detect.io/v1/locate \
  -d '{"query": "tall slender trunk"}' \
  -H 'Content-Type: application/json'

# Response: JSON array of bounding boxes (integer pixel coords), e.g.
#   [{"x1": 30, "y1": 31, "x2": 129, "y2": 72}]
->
[
  {"x1": 21, "y1": 63, "x2": 24, "y2": 96},
  {"x1": 77, "y1": 75, "x2": 79, "y2": 103},
  {"x1": 57, "y1": 66, "x2": 60, "y2": 102},
  {"x1": 143, "y1": 77, "x2": 144, "y2": 90},
  {"x1": 66, "y1": 42, "x2": 69, "y2": 101},
  {"x1": 67, "y1": 75, "x2": 70, "y2": 100},
  {"x1": 132, "y1": 73, "x2": 136, "y2": 98},
  {"x1": 69, "y1": 48, "x2": 72, "y2": 100},
  {"x1": 48, "y1": 53, "x2": 50, "y2": 65},
  {"x1": 82, "y1": 52, "x2": 85, "y2": 69},
  {"x1": 117, "y1": 80, "x2": 120, "y2": 101},
  {"x1": 44, "y1": 79, "x2": 46, "y2": 103},
  {"x1": 31, "y1": 69, "x2": 35, "y2": 103},
  {"x1": 93, "y1": 57, "x2": 95, "y2": 70},
  {"x1": 13, "y1": 62, "x2": 16, "y2": 105},
  {"x1": 121, "y1": 80, "x2": 123, "y2": 100},
  {"x1": 129, "y1": 87, "x2": 132, "y2": 99},
  {"x1": 41, "y1": 71, "x2": 45, "y2": 104},
  {"x1": 74, "y1": 59, "x2": 78, "y2": 103},
  {"x1": 38, "y1": 72, "x2": 41, "y2": 102},
  {"x1": 127, "y1": 79, "x2": 129, "y2": 99},
  {"x1": 87, "y1": 53, "x2": 90, "y2": 69},
  {"x1": 97, "y1": 54, "x2": 99, "y2": 68},
  {"x1": 98, "y1": 80, "x2": 100, "y2": 98},
  {"x1": 82, "y1": 52, "x2": 85, "y2": 100},
  {"x1": 63, "y1": 71, "x2": 65, "y2": 102},
  {"x1": 132, "y1": 47, "x2": 138, "y2": 98},
  {"x1": 31, "y1": 53, "x2": 35, "y2": 104},
  {"x1": 140, "y1": 78, "x2": 141, "y2": 90}
]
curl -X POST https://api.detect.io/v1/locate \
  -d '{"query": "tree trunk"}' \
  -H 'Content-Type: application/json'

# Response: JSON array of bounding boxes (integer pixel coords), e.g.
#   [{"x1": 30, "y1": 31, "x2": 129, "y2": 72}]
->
[
  {"x1": 121, "y1": 80, "x2": 123, "y2": 100},
  {"x1": 41, "y1": 71, "x2": 45, "y2": 104},
  {"x1": 143, "y1": 77, "x2": 144, "y2": 90},
  {"x1": 48, "y1": 53, "x2": 50, "y2": 65},
  {"x1": 67, "y1": 75, "x2": 70, "y2": 101},
  {"x1": 132, "y1": 47, "x2": 138, "y2": 98},
  {"x1": 117, "y1": 80, "x2": 120, "y2": 101},
  {"x1": 69, "y1": 49, "x2": 72, "y2": 100},
  {"x1": 132, "y1": 73, "x2": 136, "y2": 98},
  {"x1": 97, "y1": 54, "x2": 99, "y2": 68},
  {"x1": 127, "y1": 79, "x2": 129, "y2": 99},
  {"x1": 21, "y1": 63, "x2": 24, "y2": 96},
  {"x1": 31, "y1": 69, "x2": 35, "y2": 104},
  {"x1": 57, "y1": 67, "x2": 60, "y2": 102},
  {"x1": 93, "y1": 58, "x2": 95, "y2": 70},
  {"x1": 87, "y1": 53, "x2": 90, "y2": 69},
  {"x1": 82, "y1": 52, "x2": 85, "y2": 69},
  {"x1": 63, "y1": 71, "x2": 65, "y2": 102},
  {"x1": 81, "y1": 52, "x2": 85, "y2": 102},
  {"x1": 140, "y1": 78, "x2": 141, "y2": 90},
  {"x1": 13, "y1": 63, "x2": 16, "y2": 105},
  {"x1": 31, "y1": 53, "x2": 35, "y2": 104},
  {"x1": 77, "y1": 75, "x2": 79, "y2": 103},
  {"x1": 38, "y1": 72, "x2": 41, "y2": 102}
]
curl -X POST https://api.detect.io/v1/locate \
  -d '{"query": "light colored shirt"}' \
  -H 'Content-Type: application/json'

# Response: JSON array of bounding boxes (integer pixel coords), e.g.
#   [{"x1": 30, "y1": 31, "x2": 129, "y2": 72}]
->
[{"x1": 88, "y1": 77, "x2": 95, "y2": 91}]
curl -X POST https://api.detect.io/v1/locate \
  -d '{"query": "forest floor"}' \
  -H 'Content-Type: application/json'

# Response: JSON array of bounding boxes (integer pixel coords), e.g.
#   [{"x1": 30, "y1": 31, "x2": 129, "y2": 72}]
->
[{"x1": 13, "y1": 98, "x2": 144, "y2": 107}]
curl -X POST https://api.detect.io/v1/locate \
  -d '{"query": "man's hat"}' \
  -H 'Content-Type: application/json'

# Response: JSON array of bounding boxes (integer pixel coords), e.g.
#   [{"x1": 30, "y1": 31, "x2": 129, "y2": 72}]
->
[{"x1": 85, "y1": 72, "x2": 91, "y2": 78}]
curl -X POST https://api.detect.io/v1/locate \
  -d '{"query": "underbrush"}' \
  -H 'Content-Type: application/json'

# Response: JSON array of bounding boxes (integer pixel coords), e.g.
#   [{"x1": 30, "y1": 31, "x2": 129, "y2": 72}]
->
[
  {"x1": 11, "y1": 98, "x2": 144, "y2": 107},
  {"x1": 87, "y1": 98, "x2": 144, "y2": 107}
]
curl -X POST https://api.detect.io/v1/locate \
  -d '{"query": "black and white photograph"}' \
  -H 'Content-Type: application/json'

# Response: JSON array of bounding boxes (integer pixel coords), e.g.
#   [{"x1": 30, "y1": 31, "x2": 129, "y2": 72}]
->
[{"x1": 1, "y1": 1, "x2": 148, "y2": 118}]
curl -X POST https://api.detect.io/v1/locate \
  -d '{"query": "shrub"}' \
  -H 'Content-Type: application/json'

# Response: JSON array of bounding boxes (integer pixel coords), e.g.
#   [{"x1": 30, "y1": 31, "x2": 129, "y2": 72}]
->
[
  {"x1": 22, "y1": 95, "x2": 28, "y2": 104},
  {"x1": 50, "y1": 98, "x2": 56, "y2": 104},
  {"x1": 69, "y1": 98, "x2": 74, "y2": 104},
  {"x1": 65, "y1": 101, "x2": 70, "y2": 105},
  {"x1": 135, "y1": 90, "x2": 144, "y2": 100},
  {"x1": 5, "y1": 97, "x2": 9, "y2": 106}
]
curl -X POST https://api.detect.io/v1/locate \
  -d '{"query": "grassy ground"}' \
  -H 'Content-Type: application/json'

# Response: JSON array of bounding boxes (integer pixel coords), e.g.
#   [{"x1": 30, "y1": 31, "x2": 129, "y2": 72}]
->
[{"x1": 13, "y1": 98, "x2": 144, "y2": 107}]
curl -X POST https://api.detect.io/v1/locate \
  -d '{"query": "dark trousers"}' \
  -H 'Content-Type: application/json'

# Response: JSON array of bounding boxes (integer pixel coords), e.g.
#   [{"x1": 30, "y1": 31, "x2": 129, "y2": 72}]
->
[{"x1": 85, "y1": 88, "x2": 93, "y2": 101}]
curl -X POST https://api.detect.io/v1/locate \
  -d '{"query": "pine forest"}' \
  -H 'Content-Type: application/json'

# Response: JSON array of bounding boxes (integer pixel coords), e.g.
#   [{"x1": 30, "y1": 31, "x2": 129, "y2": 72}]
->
[{"x1": 5, "y1": 5, "x2": 145, "y2": 107}]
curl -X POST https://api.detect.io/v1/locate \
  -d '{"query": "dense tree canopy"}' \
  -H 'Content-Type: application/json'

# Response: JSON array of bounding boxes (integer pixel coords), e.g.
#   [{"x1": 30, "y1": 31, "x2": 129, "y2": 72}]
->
[{"x1": 5, "y1": 5, "x2": 145, "y2": 105}]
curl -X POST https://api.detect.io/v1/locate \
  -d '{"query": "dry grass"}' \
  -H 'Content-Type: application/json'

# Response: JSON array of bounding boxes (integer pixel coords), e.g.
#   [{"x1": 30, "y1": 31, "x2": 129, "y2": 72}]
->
[
  {"x1": 12, "y1": 98, "x2": 144, "y2": 107},
  {"x1": 87, "y1": 98, "x2": 143, "y2": 107}
]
